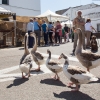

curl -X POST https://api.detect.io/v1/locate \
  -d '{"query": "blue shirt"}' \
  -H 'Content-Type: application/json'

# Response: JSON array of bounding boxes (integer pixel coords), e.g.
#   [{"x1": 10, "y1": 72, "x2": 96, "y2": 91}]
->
[
  {"x1": 33, "y1": 21, "x2": 39, "y2": 30},
  {"x1": 48, "y1": 24, "x2": 53, "y2": 32},
  {"x1": 27, "y1": 22, "x2": 34, "y2": 32},
  {"x1": 42, "y1": 23, "x2": 47, "y2": 33}
]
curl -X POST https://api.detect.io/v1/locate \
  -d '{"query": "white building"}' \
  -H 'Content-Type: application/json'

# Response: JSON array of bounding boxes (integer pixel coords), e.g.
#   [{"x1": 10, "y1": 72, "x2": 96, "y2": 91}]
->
[
  {"x1": 0, "y1": 0, "x2": 41, "y2": 16},
  {"x1": 56, "y1": 3, "x2": 100, "y2": 32}
]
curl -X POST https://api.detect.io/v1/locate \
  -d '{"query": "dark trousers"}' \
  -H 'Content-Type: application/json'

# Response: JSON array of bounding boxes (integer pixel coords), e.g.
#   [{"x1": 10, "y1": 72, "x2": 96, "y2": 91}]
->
[
  {"x1": 49, "y1": 32, "x2": 53, "y2": 43},
  {"x1": 34, "y1": 30, "x2": 40, "y2": 46},
  {"x1": 28, "y1": 31, "x2": 34, "y2": 48},
  {"x1": 43, "y1": 32, "x2": 48, "y2": 45},
  {"x1": 55, "y1": 32, "x2": 60, "y2": 43}
]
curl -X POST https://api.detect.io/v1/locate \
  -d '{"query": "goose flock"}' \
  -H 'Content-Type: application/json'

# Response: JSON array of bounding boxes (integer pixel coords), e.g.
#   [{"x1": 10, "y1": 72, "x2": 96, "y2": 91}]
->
[{"x1": 19, "y1": 30, "x2": 100, "y2": 91}]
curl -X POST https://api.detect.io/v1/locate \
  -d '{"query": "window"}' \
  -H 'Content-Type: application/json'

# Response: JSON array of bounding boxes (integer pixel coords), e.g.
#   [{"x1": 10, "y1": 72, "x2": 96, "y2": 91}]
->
[
  {"x1": 97, "y1": 24, "x2": 100, "y2": 32},
  {"x1": 2, "y1": 0, "x2": 9, "y2": 5}
]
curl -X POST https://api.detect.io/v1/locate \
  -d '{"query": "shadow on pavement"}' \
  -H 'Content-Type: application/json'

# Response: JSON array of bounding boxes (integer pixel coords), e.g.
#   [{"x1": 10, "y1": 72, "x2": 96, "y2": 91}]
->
[
  {"x1": 40, "y1": 78, "x2": 66, "y2": 87},
  {"x1": 53, "y1": 91, "x2": 95, "y2": 100},
  {"x1": 6, "y1": 78, "x2": 29, "y2": 88},
  {"x1": 30, "y1": 70, "x2": 44, "y2": 75},
  {"x1": 19, "y1": 48, "x2": 24, "y2": 50}
]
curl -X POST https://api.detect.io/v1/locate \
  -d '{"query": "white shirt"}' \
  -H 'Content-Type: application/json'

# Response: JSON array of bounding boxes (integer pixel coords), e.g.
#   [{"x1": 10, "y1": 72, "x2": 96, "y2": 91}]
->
[
  {"x1": 85, "y1": 22, "x2": 92, "y2": 32},
  {"x1": 27, "y1": 22, "x2": 34, "y2": 32}
]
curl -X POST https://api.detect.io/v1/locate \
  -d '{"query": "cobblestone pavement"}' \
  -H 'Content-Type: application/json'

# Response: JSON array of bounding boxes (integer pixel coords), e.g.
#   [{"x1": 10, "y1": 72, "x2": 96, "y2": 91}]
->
[{"x1": 0, "y1": 41, "x2": 100, "y2": 100}]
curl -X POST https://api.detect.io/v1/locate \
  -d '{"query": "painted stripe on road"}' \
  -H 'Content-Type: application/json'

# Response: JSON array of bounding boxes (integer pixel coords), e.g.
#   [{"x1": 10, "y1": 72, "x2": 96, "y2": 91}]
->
[
  {"x1": 0, "y1": 53, "x2": 79, "y2": 82},
  {"x1": 0, "y1": 66, "x2": 19, "y2": 75},
  {"x1": 41, "y1": 53, "x2": 79, "y2": 62}
]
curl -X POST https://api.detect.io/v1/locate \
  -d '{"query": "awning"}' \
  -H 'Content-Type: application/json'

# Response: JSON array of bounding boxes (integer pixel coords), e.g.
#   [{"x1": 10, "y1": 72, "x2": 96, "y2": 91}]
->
[
  {"x1": 0, "y1": 7, "x2": 15, "y2": 19},
  {"x1": 37, "y1": 10, "x2": 69, "y2": 22}
]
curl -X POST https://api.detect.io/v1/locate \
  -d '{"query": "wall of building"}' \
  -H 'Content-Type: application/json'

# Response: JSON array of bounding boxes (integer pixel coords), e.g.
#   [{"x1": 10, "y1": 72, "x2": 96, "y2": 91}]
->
[
  {"x1": 61, "y1": 3, "x2": 100, "y2": 31},
  {"x1": 0, "y1": 0, "x2": 41, "y2": 16},
  {"x1": 62, "y1": 3, "x2": 98, "y2": 20}
]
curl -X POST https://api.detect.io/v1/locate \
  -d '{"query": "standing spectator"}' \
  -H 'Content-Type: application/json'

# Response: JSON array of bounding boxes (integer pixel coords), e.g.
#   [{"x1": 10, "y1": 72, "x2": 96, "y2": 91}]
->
[
  {"x1": 52, "y1": 26, "x2": 55, "y2": 45},
  {"x1": 48, "y1": 22, "x2": 53, "y2": 45},
  {"x1": 71, "y1": 28, "x2": 74, "y2": 42},
  {"x1": 85, "y1": 18, "x2": 96, "y2": 48},
  {"x1": 64, "y1": 24, "x2": 69, "y2": 42},
  {"x1": 71, "y1": 11, "x2": 86, "y2": 55},
  {"x1": 37, "y1": 18, "x2": 42, "y2": 26},
  {"x1": 27, "y1": 18, "x2": 34, "y2": 48},
  {"x1": 55, "y1": 21, "x2": 62, "y2": 45},
  {"x1": 41, "y1": 20, "x2": 48, "y2": 46},
  {"x1": 33, "y1": 18, "x2": 41, "y2": 46},
  {"x1": 62, "y1": 27, "x2": 66, "y2": 43},
  {"x1": 37, "y1": 18, "x2": 42, "y2": 31}
]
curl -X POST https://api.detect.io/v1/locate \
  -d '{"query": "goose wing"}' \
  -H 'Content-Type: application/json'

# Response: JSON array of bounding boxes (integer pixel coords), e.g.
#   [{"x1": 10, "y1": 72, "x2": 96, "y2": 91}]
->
[
  {"x1": 80, "y1": 52, "x2": 100, "y2": 61},
  {"x1": 33, "y1": 52, "x2": 44, "y2": 60},
  {"x1": 20, "y1": 54, "x2": 32, "y2": 65},
  {"x1": 67, "y1": 65, "x2": 97, "y2": 83},
  {"x1": 47, "y1": 60, "x2": 63, "y2": 70}
]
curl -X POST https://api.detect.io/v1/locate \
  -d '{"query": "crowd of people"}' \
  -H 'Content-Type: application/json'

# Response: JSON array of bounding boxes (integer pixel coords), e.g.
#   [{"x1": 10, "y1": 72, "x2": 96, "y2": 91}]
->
[
  {"x1": 27, "y1": 18, "x2": 71, "y2": 48},
  {"x1": 27, "y1": 10, "x2": 97, "y2": 54}
]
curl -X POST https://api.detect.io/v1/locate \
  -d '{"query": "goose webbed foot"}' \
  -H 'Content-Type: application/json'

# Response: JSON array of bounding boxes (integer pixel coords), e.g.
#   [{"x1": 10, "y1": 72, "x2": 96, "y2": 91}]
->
[
  {"x1": 22, "y1": 76, "x2": 27, "y2": 79},
  {"x1": 87, "y1": 68, "x2": 90, "y2": 72},
  {"x1": 34, "y1": 66, "x2": 41, "y2": 72},
  {"x1": 67, "y1": 82, "x2": 74, "y2": 87},
  {"x1": 28, "y1": 73, "x2": 31, "y2": 78},
  {"x1": 56, "y1": 73, "x2": 60, "y2": 81},
  {"x1": 34, "y1": 68, "x2": 41, "y2": 72},
  {"x1": 71, "y1": 84, "x2": 80, "y2": 91},
  {"x1": 22, "y1": 72, "x2": 28, "y2": 79},
  {"x1": 56, "y1": 77, "x2": 60, "y2": 81},
  {"x1": 52, "y1": 75, "x2": 57, "y2": 80},
  {"x1": 52, "y1": 74, "x2": 60, "y2": 81}
]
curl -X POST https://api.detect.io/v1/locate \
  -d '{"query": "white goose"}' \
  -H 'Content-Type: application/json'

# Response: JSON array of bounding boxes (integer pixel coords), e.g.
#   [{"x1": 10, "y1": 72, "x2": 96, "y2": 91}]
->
[
  {"x1": 75, "y1": 28, "x2": 100, "y2": 71},
  {"x1": 46, "y1": 49, "x2": 63, "y2": 80},
  {"x1": 30, "y1": 32, "x2": 45, "y2": 72},
  {"x1": 19, "y1": 33, "x2": 33, "y2": 78},
  {"x1": 59, "y1": 53, "x2": 98, "y2": 91}
]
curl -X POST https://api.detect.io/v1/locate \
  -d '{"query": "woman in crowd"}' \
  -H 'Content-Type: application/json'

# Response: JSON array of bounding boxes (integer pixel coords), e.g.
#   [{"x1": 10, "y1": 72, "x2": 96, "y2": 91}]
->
[
  {"x1": 62, "y1": 27, "x2": 66, "y2": 43},
  {"x1": 55, "y1": 21, "x2": 62, "y2": 45},
  {"x1": 51, "y1": 26, "x2": 55, "y2": 44},
  {"x1": 48, "y1": 22, "x2": 53, "y2": 45},
  {"x1": 85, "y1": 18, "x2": 96, "y2": 48},
  {"x1": 41, "y1": 20, "x2": 48, "y2": 46},
  {"x1": 64, "y1": 24, "x2": 69, "y2": 43}
]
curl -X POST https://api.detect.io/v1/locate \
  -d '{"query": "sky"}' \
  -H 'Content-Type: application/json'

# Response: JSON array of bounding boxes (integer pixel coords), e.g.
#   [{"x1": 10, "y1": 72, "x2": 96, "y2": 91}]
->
[{"x1": 41, "y1": 0, "x2": 100, "y2": 13}]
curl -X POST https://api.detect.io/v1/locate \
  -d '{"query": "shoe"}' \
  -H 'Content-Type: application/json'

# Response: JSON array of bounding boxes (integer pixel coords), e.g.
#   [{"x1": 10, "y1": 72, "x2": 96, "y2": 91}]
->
[
  {"x1": 44, "y1": 44, "x2": 49, "y2": 47},
  {"x1": 86, "y1": 46, "x2": 90, "y2": 49},
  {"x1": 70, "y1": 52, "x2": 75, "y2": 56}
]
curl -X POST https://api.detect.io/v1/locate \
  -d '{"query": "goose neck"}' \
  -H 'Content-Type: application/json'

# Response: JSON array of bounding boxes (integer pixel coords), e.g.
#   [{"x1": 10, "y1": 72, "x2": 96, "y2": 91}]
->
[
  {"x1": 32, "y1": 34, "x2": 37, "y2": 52},
  {"x1": 24, "y1": 35, "x2": 30, "y2": 55},
  {"x1": 64, "y1": 59, "x2": 69, "y2": 66},
  {"x1": 48, "y1": 52, "x2": 51, "y2": 59},
  {"x1": 75, "y1": 30, "x2": 82, "y2": 54}
]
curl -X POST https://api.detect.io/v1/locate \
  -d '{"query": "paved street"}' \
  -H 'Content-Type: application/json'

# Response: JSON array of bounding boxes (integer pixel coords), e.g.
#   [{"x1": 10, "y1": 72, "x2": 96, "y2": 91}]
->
[{"x1": 0, "y1": 40, "x2": 100, "y2": 100}]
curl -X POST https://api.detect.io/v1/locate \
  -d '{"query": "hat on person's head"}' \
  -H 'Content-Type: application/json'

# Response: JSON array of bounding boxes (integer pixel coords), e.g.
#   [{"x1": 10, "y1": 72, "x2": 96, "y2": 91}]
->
[{"x1": 30, "y1": 18, "x2": 33, "y2": 22}]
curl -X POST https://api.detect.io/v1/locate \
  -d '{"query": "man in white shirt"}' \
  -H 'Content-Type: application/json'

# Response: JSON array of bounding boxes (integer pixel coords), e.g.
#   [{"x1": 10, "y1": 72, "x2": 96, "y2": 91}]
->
[
  {"x1": 85, "y1": 18, "x2": 96, "y2": 48},
  {"x1": 27, "y1": 18, "x2": 34, "y2": 48}
]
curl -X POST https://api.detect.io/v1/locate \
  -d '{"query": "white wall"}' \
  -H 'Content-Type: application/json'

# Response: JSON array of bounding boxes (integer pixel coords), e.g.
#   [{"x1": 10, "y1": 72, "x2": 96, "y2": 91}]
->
[
  {"x1": 63, "y1": 3, "x2": 98, "y2": 20},
  {"x1": 62, "y1": 3, "x2": 100, "y2": 31},
  {"x1": 0, "y1": 0, "x2": 41, "y2": 16}
]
